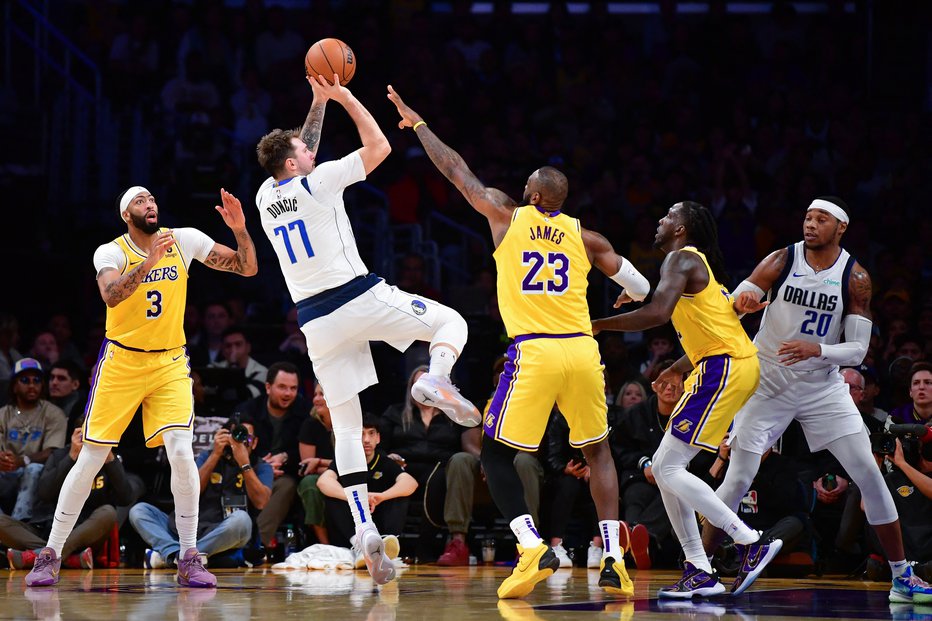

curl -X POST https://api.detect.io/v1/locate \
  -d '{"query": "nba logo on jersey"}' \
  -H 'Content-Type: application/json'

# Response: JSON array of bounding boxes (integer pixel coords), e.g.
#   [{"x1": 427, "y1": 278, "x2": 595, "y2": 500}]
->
[{"x1": 411, "y1": 300, "x2": 427, "y2": 315}]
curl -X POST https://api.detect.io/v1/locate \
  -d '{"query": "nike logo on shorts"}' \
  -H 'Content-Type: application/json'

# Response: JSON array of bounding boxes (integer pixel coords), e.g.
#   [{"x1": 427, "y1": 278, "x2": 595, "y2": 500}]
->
[{"x1": 172, "y1": 354, "x2": 183, "y2": 361}]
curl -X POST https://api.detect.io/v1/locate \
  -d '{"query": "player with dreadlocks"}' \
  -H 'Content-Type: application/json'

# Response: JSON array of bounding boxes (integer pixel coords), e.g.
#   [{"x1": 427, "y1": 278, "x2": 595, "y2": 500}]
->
[{"x1": 592, "y1": 201, "x2": 782, "y2": 598}]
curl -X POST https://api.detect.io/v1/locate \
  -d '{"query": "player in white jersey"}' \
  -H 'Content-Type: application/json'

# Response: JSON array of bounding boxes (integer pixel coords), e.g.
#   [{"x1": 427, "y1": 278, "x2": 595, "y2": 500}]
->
[
  {"x1": 255, "y1": 75, "x2": 479, "y2": 585},
  {"x1": 705, "y1": 196, "x2": 932, "y2": 604}
]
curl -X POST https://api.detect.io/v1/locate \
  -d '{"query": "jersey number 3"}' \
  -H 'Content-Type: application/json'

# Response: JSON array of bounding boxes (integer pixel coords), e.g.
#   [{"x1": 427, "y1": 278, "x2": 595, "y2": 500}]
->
[
  {"x1": 146, "y1": 290, "x2": 162, "y2": 319},
  {"x1": 274, "y1": 219, "x2": 315, "y2": 264},
  {"x1": 521, "y1": 251, "x2": 569, "y2": 294}
]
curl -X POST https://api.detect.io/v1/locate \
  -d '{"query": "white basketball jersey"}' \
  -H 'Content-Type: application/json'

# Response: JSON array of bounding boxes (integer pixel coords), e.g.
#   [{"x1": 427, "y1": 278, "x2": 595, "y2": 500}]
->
[
  {"x1": 754, "y1": 241, "x2": 855, "y2": 372},
  {"x1": 256, "y1": 152, "x2": 369, "y2": 302}
]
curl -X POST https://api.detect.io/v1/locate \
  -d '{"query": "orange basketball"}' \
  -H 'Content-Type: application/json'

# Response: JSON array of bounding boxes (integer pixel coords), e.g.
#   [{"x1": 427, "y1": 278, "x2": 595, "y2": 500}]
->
[{"x1": 304, "y1": 38, "x2": 356, "y2": 86}]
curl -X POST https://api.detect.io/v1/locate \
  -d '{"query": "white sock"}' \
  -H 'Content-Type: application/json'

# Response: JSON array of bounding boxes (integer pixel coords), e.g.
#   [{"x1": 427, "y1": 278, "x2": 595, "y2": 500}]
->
[
  {"x1": 890, "y1": 559, "x2": 909, "y2": 579},
  {"x1": 345, "y1": 483, "x2": 374, "y2": 530},
  {"x1": 164, "y1": 430, "x2": 199, "y2": 554},
  {"x1": 428, "y1": 344, "x2": 457, "y2": 378},
  {"x1": 599, "y1": 520, "x2": 621, "y2": 559},
  {"x1": 510, "y1": 514, "x2": 543, "y2": 550},
  {"x1": 46, "y1": 443, "x2": 111, "y2": 555},
  {"x1": 683, "y1": 536, "x2": 713, "y2": 573},
  {"x1": 724, "y1": 521, "x2": 760, "y2": 545}
]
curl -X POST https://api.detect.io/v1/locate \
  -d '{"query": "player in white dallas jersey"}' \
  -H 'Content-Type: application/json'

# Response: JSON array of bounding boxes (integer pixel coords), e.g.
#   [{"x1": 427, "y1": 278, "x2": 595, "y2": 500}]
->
[
  {"x1": 255, "y1": 75, "x2": 479, "y2": 585},
  {"x1": 704, "y1": 196, "x2": 932, "y2": 604}
]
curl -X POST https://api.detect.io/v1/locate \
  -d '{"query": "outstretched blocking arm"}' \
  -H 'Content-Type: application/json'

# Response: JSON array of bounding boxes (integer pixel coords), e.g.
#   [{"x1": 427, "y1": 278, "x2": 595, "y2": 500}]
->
[
  {"x1": 387, "y1": 85, "x2": 514, "y2": 244},
  {"x1": 582, "y1": 229, "x2": 651, "y2": 303},
  {"x1": 201, "y1": 189, "x2": 258, "y2": 276},
  {"x1": 731, "y1": 248, "x2": 786, "y2": 314},
  {"x1": 592, "y1": 251, "x2": 691, "y2": 333}
]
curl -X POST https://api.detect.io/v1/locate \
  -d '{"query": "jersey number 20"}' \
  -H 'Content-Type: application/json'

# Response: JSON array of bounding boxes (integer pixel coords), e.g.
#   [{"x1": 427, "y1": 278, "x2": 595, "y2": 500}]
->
[
  {"x1": 522, "y1": 251, "x2": 569, "y2": 294},
  {"x1": 800, "y1": 310, "x2": 832, "y2": 337},
  {"x1": 274, "y1": 219, "x2": 315, "y2": 264}
]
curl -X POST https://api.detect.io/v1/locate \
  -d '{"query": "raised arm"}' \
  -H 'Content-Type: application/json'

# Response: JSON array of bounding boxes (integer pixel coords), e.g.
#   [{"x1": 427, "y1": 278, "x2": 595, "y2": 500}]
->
[
  {"x1": 97, "y1": 231, "x2": 176, "y2": 307},
  {"x1": 201, "y1": 189, "x2": 258, "y2": 276},
  {"x1": 582, "y1": 228, "x2": 651, "y2": 303},
  {"x1": 592, "y1": 250, "x2": 693, "y2": 333},
  {"x1": 387, "y1": 85, "x2": 514, "y2": 244},
  {"x1": 312, "y1": 74, "x2": 390, "y2": 175},
  {"x1": 300, "y1": 75, "x2": 328, "y2": 157}
]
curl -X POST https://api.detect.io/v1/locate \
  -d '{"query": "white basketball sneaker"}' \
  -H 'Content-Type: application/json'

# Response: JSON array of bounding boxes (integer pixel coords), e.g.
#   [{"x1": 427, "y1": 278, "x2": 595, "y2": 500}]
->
[
  {"x1": 411, "y1": 374, "x2": 481, "y2": 427},
  {"x1": 357, "y1": 526, "x2": 396, "y2": 585}
]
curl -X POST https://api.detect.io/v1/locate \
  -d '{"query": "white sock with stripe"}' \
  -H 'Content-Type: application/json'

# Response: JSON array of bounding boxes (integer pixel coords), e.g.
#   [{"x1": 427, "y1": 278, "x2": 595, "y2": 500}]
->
[
  {"x1": 600, "y1": 520, "x2": 621, "y2": 560},
  {"x1": 510, "y1": 514, "x2": 544, "y2": 550},
  {"x1": 345, "y1": 484, "x2": 374, "y2": 530}
]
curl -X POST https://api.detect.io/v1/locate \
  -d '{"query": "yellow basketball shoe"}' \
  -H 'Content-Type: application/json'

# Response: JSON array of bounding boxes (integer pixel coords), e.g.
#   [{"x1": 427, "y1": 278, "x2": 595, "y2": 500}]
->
[
  {"x1": 497, "y1": 544, "x2": 561, "y2": 599},
  {"x1": 598, "y1": 555, "x2": 634, "y2": 597}
]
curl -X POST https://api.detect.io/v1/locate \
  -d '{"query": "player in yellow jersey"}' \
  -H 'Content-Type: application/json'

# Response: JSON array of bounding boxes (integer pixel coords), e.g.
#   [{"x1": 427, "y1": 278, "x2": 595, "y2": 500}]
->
[
  {"x1": 26, "y1": 186, "x2": 257, "y2": 588},
  {"x1": 592, "y1": 201, "x2": 782, "y2": 598},
  {"x1": 388, "y1": 86, "x2": 649, "y2": 599}
]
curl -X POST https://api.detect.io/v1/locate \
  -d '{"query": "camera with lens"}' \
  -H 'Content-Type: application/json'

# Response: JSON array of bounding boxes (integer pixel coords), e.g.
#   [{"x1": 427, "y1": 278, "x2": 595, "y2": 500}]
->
[
  {"x1": 870, "y1": 424, "x2": 931, "y2": 466},
  {"x1": 222, "y1": 413, "x2": 251, "y2": 459}
]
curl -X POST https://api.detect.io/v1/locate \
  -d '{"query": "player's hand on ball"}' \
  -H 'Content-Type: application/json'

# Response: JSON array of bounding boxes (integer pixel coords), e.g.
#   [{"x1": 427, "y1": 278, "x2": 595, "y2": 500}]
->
[
  {"x1": 216, "y1": 188, "x2": 246, "y2": 232},
  {"x1": 734, "y1": 291, "x2": 768, "y2": 314},
  {"x1": 386, "y1": 85, "x2": 422, "y2": 129},
  {"x1": 306, "y1": 74, "x2": 331, "y2": 102},
  {"x1": 309, "y1": 73, "x2": 349, "y2": 103},
  {"x1": 777, "y1": 339, "x2": 821, "y2": 365}
]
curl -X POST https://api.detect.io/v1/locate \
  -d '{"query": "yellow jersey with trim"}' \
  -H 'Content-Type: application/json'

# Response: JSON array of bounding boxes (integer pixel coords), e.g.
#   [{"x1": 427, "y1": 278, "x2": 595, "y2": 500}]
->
[
  {"x1": 670, "y1": 246, "x2": 757, "y2": 365},
  {"x1": 104, "y1": 229, "x2": 189, "y2": 350},
  {"x1": 493, "y1": 206, "x2": 592, "y2": 338}
]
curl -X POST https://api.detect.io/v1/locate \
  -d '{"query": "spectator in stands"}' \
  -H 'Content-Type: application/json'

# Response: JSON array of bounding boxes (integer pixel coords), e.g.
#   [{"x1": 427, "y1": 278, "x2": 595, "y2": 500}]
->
[
  {"x1": 0, "y1": 314, "x2": 23, "y2": 403},
  {"x1": 382, "y1": 366, "x2": 467, "y2": 562},
  {"x1": 395, "y1": 253, "x2": 443, "y2": 302},
  {"x1": 612, "y1": 360, "x2": 689, "y2": 568},
  {"x1": 233, "y1": 362, "x2": 308, "y2": 549},
  {"x1": 189, "y1": 302, "x2": 232, "y2": 367},
  {"x1": 297, "y1": 382, "x2": 334, "y2": 545},
  {"x1": 617, "y1": 381, "x2": 648, "y2": 410},
  {"x1": 638, "y1": 327, "x2": 679, "y2": 383},
  {"x1": 856, "y1": 365, "x2": 888, "y2": 426},
  {"x1": 0, "y1": 359, "x2": 67, "y2": 521},
  {"x1": 883, "y1": 434, "x2": 932, "y2": 582},
  {"x1": 130, "y1": 419, "x2": 272, "y2": 568},
  {"x1": 47, "y1": 360, "x2": 87, "y2": 436},
  {"x1": 318, "y1": 415, "x2": 417, "y2": 548},
  {"x1": 28, "y1": 333, "x2": 59, "y2": 369},
  {"x1": 211, "y1": 326, "x2": 268, "y2": 398},
  {"x1": 842, "y1": 367, "x2": 884, "y2": 433},
  {"x1": 254, "y1": 7, "x2": 304, "y2": 75},
  {"x1": 160, "y1": 52, "x2": 221, "y2": 119},
  {"x1": 890, "y1": 362, "x2": 932, "y2": 425},
  {"x1": 46, "y1": 314, "x2": 82, "y2": 366},
  {"x1": 108, "y1": 13, "x2": 160, "y2": 106},
  {"x1": 3, "y1": 423, "x2": 134, "y2": 570}
]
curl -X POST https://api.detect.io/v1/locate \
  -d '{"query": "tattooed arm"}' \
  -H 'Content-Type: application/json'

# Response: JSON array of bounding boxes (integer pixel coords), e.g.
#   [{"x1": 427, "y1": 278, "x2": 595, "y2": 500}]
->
[
  {"x1": 300, "y1": 75, "x2": 328, "y2": 157},
  {"x1": 97, "y1": 231, "x2": 175, "y2": 307},
  {"x1": 846, "y1": 262, "x2": 873, "y2": 321},
  {"x1": 202, "y1": 189, "x2": 258, "y2": 276},
  {"x1": 386, "y1": 85, "x2": 515, "y2": 246}
]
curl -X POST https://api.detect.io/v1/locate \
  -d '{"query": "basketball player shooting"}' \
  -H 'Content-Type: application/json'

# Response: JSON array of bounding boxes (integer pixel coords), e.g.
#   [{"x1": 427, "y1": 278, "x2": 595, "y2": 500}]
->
[
  {"x1": 25, "y1": 187, "x2": 258, "y2": 588},
  {"x1": 254, "y1": 75, "x2": 479, "y2": 585}
]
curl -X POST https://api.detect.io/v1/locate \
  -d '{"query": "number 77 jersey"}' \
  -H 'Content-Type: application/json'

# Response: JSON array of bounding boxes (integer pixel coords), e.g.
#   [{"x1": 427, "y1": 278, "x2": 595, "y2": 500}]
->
[
  {"x1": 493, "y1": 206, "x2": 593, "y2": 338},
  {"x1": 255, "y1": 153, "x2": 369, "y2": 302},
  {"x1": 754, "y1": 240, "x2": 856, "y2": 372}
]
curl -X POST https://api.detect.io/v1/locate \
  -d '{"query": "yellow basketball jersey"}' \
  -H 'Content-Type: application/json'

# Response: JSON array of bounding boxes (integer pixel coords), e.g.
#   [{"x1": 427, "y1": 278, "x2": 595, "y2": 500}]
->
[
  {"x1": 670, "y1": 246, "x2": 757, "y2": 365},
  {"x1": 493, "y1": 206, "x2": 591, "y2": 338},
  {"x1": 106, "y1": 230, "x2": 189, "y2": 351}
]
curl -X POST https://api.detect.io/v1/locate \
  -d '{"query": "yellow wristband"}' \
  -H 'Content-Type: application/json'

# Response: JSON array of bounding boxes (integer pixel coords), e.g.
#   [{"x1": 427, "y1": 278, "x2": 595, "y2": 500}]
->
[{"x1": 412, "y1": 120, "x2": 426, "y2": 131}]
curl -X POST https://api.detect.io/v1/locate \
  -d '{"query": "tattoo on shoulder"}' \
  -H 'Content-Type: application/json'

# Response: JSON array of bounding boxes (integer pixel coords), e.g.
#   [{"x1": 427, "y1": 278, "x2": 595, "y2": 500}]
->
[
  {"x1": 771, "y1": 249, "x2": 788, "y2": 273},
  {"x1": 850, "y1": 266, "x2": 872, "y2": 302}
]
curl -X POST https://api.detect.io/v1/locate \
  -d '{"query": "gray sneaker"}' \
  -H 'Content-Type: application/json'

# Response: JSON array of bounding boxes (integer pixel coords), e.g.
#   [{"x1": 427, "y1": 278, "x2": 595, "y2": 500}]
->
[
  {"x1": 176, "y1": 549, "x2": 217, "y2": 588},
  {"x1": 411, "y1": 374, "x2": 480, "y2": 427},
  {"x1": 24, "y1": 548, "x2": 61, "y2": 587},
  {"x1": 358, "y1": 527, "x2": 396, "y2": 585}
]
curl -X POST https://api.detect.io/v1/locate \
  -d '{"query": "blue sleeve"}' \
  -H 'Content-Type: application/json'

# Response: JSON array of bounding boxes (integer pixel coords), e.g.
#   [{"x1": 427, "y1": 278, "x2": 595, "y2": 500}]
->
[{"x1": 255, "y1": 461, "x2": 274, "y2": 490}]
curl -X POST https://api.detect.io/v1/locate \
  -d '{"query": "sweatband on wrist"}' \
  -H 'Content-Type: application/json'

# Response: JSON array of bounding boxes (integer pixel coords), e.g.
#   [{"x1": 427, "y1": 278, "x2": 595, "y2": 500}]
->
[
  {"x1": 818, "y1": 314, "x2": 872, "y2": 366},
  {"x1": 412, "y1": 121, "x2": 427, "y2": 131},
  {"x1": 610, "y1": 259, "x2": 650, "y2": 301}
]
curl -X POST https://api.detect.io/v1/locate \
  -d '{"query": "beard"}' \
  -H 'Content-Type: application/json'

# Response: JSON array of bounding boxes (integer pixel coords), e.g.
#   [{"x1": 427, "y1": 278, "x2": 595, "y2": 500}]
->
[{"x1": 130, "y1": 211, "x2": 160, "y2": 234}]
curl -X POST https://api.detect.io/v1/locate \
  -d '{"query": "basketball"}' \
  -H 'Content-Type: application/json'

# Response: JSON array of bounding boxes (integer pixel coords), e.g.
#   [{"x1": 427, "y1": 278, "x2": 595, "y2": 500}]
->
[{"x1": 304, "y1": 38, "x2": 356, "y2": 86}]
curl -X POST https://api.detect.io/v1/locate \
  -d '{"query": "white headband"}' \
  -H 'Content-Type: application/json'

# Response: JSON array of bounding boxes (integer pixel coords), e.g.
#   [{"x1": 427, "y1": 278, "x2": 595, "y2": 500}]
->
[
  {"x1": 119, "y1": 186, "x2": 150, "y2": 214},
  {"x1": 808, "y1": 198, "x2": 849, "y2": 224}
]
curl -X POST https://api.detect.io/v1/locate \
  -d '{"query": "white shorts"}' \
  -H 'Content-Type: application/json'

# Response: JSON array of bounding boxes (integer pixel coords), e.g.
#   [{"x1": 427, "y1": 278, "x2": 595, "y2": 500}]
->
[
  {"x1": 300, "y1": 280, "x2": 447, "y2": 406},
  {"x1": 731, "y1": 356, "x2": 865, "y2": 455}
]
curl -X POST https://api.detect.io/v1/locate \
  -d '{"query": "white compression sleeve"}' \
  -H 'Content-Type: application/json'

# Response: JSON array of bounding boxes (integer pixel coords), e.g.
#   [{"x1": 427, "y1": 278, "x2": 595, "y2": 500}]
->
[
  {"x1": 163, "y1": 429, "x2": 199, "y2": 555},
  {"x1": 610, "y1": 258, "x2": 650, "y2": 301},
  {"x1": 817, "y1": 314, "x2": 872, "y2": 367},
  {"x1": 46, "y1": 443, "x2": 111, "y2": 555}
]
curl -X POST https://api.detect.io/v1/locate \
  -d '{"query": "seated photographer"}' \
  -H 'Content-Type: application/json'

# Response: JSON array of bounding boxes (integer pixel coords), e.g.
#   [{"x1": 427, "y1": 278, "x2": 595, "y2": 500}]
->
[
  {"x1": 890, "y1": 362, "x2": 932, "y2": 425},
  {"x1": 233, "y1": 362, "x2": 309, "y2": 549},
  {"x1": 2, "y1": 423, "x2": 134, "y2": 570},
  {"x1": 129, "y1": 418, "x2": 272, "y2": 568},
  {"x1": 210, "y1": 326, "x2": 269, "y2": 399},
  {"x1": 883, "y1": 432, "x2": 932, "y2": 582},
  {"x1": 317, "y1": 415, "x2": 417, "y2": 549},
  {"x1": 296, "y1": 382, "x2": 334, "y2": 545}
]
